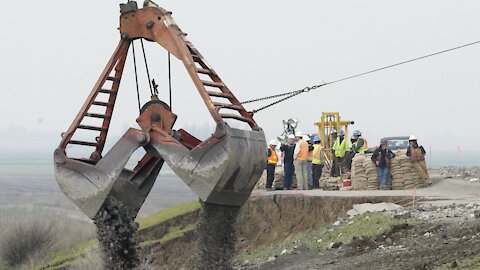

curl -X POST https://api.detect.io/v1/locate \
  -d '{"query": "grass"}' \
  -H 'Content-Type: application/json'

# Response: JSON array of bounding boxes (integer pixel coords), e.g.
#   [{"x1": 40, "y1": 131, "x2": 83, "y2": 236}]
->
[
  {"x1": 42, "y1": 239, "x2": 98, "y2": 269},
  {"x1": 138, "y1": 200, "x2": 200, "y2": 230},
  {"x1": 41, "y1": 201, "x2": 200, "y2": 269},
  {"x1": 0, "y1": 259, "x2": 9, "y2": 270},
  {"x1": 140, "y1": 223, "x2": 197, "y2": 248},
  {"x1": 237, "y1": 213, "x2": 420, "y2": 263}
]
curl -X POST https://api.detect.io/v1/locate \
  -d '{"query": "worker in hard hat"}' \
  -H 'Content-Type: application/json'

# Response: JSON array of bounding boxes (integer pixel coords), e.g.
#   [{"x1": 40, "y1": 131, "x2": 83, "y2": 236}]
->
[
  {"x1": 352, "y1": 130, "x2": 368, "y2": 154},
  {"x1": 312, "y1": 135, "x2": 325, "y2": 189},
  {"x1": 372, "y1": 139, "x2": 396, "y2": 190},
  {"x1": 406, "y1": 135, "x2": 430, "y2": 185},
  {"x1": 331, "y1": 130, "x2": 350, "y2": 177},
  {"x1": 266, "y1": 139, "x2": 279, "y2": 191},
  {"x1": 293, "y1": 131, "x2": 309, "y2": 190},
  {"x1": 305, "y1": 135, "x2": 314, "y2": 189},
  {"x1": 280, "y1": 134, "x2": 296, "y2": 190}
]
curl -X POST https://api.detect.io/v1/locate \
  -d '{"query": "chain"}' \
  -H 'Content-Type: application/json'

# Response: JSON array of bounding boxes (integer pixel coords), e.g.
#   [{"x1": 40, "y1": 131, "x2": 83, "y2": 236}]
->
[{"x1": 249, "y1": 82, "x2": 327, "y2": 114}]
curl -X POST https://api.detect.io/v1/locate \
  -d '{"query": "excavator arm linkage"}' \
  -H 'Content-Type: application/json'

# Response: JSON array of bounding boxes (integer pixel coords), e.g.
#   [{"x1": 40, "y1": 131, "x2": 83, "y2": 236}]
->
[{"x1": 54, "y1": 1, "x2": 266, "y2": 219}]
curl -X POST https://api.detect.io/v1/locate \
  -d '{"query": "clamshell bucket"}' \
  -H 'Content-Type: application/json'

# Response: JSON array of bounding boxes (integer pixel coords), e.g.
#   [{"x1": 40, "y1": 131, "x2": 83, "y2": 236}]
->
[
  {"x1": 54, "y1": 128, "x2": 163, "y2": 219},
  {"x1": 140, "y1": 114, "x2": 267, "y2": 206}
]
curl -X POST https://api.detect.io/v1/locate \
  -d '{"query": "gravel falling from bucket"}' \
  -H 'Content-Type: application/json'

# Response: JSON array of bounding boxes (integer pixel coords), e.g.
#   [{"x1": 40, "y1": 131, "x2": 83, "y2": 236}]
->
[
  {"x1": 94, "y1": 196, "x2": 140, "y2": 270},
  {"x1": 196, "y1": 201, "x2": 240, "y2": 270}
]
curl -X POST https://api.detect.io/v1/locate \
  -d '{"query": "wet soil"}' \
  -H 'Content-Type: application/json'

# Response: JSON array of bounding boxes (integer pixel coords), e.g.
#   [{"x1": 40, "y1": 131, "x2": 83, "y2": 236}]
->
[{"x1": 94, "y1": 196, "x2": 140, "y2": 270}]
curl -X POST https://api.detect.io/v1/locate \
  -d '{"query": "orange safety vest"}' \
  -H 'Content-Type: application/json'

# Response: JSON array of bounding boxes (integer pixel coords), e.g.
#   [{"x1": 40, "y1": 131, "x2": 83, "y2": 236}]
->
[
  {"x1": 296, "y1": 140, "x2": 309, "y2": 161},
  {"x1": 267, "y1": 146, "x2": 279, "y2": 164},
  {"x1": 307, "y1": 147, "x2": 313, "y2": 161}
]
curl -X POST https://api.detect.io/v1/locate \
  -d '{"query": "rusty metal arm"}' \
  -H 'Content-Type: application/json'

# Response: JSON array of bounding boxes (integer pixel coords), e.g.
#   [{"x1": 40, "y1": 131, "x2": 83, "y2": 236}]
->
[
  {"x1": 58, "y1": 39, "x2": 130, "y2": 160},
  {"x1": 119, "y1": 6, "x2": 260, "y2": 130}
]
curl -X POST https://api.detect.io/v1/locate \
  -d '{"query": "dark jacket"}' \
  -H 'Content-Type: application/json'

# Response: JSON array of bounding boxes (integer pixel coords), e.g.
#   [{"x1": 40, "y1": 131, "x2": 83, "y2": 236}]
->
[
  {"x1": 371, "y1": 148, "x2": 395, "y2": 168},
  {"x1": 280, "y1": 144, "x2": 296, "y2": 163}
]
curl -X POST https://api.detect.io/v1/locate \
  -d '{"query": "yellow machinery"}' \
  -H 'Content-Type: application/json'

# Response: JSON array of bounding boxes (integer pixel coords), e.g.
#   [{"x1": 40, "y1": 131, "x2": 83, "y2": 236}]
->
[{"x1": 314, "y1": 112, "x2": 355, "y2": 162}]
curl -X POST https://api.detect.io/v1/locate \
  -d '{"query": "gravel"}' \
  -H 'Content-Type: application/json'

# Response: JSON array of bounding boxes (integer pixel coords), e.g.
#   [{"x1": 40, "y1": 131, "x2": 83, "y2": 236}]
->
[{"x1": 94, "y1": 196, "x2": 140, "y2": 270}]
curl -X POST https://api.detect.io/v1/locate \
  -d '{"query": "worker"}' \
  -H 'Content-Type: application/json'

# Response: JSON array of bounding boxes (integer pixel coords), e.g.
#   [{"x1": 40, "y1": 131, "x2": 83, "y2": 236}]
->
[
  {"x1": 406, "y1": 135, "x2": 430, "y2": 185},
  {"x1": 305, "y1": 135, "x2": 314, "y2": 189},
  {"x1": 293, "y1": 132, "x2": 309, "y2": 190},
  {"x1": 312, "y1": 135, "x2": 325, "y2": 189},
  {"x1": 266, "y1": 139, "x2": 279, "y2": 191},
  {"x1": 280, "y1": 134, "x2": 296, "y2": 190},
  {"x1": 331, "y1": 130, "x2": 350, "y2": 177},
  {"x1": 350, "y1": 136, "x2": 357, "y2": 146},
  {"x1": 371, "y1": 139, "x2": 396, "y2": 190},
  {"x1": 329, "y1": 129, "x2": 338, "y2": 177},
  {"x1": 352, "y1": 130, "x2": 368, "y2": 154}
]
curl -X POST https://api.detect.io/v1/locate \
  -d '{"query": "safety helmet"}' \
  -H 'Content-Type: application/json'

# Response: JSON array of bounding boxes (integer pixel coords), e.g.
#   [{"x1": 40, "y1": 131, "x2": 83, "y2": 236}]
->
[
  {"x1": 302, "y1": 135, "x2": 310, "y2": 141},
  {"x1": 338, "y1": 130, "x2": 345, "y2": 136},
  {"x1": 330, "y1": 129, "x2": 338, "y2": 134},
  {"x1": 380, "y1": 139, "x2": 388, "y2": 145},
  {"x1": 269, "y1": 139, "x2": 278, "y2": 145},
  {"x1": 295, "y1": 131, "x2": 303, "y2": 137},
  {"x1": 314, "y1": 135, "x2": 321, "y2": 142},
  {"x1": 409, "y1": 135, "x2": 417, "y2": 141},
  {"x1": 288, "y1": 134, "x2": 296, "y2": 140},
  {"x1": 353, "y1": 130, "x2": 362, "y2": 136}
]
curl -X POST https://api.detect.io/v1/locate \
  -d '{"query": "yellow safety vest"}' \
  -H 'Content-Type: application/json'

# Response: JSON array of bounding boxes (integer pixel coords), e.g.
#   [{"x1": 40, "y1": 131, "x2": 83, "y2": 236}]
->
[
  {"x1": 333, "y1": 137, "x2": 350, "y2": 158},
  {"x1": 312, "y1": 144, "x2": 324, "y2": 165}
]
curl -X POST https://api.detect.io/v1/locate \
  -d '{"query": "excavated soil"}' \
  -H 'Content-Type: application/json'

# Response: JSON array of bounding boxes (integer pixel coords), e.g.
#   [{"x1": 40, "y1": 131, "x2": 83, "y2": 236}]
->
[
  {"x1": 142, "y1": 195, "x2": 405, "y2": 269},
  {"x1": 194, "y1": 202, "x2": 240, "y2": 270},
  {"x1": 94, "y1": 196, "x2": 140, "y2": 270},
  {"x1": 259, "y1": 216, "x2": 480, "y2": 270}
]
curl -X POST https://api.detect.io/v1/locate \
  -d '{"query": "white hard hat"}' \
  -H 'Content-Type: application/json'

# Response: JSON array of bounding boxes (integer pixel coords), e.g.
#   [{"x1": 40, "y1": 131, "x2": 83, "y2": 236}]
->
[
  {"x1": 288, "y1": 134, "x2": 296, "y2": 139},
  {"x1": 295, "y1": 131, "x2": 303, "y2": 137},
  {"x1": 409, "y1": 135, "x2": 417, "y2": 141},
  {"x1": 269, "y1": 139, "x2": 278, "y2": 145},
  {"x1": 302, "y1": 135, "x2": 310, "y2": 141}
]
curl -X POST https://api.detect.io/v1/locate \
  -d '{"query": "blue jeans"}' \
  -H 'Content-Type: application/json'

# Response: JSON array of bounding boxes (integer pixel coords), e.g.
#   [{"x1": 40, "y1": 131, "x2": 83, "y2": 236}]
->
[
  {"x1": 283, "y1": 162, "x2": 295, "y2": 188},
  {"x1": 377, "y1": 166, "x2": 389, "y2": 186},
  {"x1": 307, "y1": 161, "x2": 313, "y2": 188}
]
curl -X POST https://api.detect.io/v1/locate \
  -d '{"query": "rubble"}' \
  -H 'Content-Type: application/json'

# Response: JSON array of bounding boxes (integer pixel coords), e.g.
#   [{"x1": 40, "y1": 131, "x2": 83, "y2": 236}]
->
[{"x1": 440, "y1": 166, "x2": 480, "y2": 180}]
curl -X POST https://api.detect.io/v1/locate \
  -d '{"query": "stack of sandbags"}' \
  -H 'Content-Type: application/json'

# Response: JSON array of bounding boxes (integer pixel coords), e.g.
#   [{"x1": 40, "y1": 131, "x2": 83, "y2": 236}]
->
[
  {"x1": 389, "y1": 151, "x2": 423, "y2": 190},
  {"x1": 390, "y1": 156, "x2": 405, "y2": 190},
  {"x1": 351, "y1": 155, "x2": 368, "y2": 190},
  {"x1": 254, "y1": 166, "x2": 297, "y2": 190},
  {"x1": 364, "y1": 158, "x2": 379, "y2": 190}
]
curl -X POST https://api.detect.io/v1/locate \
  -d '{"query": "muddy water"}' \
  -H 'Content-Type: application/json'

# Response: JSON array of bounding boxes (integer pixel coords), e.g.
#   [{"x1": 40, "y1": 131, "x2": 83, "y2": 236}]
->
[
  {"x1": 94, "y1": 197, "x2": 139, "y2": 269},
  {"x1": 196, "y1": 202, "x2": 240, "y2": 270}
]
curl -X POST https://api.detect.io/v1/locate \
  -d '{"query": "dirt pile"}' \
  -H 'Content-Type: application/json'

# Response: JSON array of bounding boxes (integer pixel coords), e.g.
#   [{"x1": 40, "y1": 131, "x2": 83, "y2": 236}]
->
[
  {"x1": 94, "y1": 196, "x2": 139, "y2": 269},
  {"x1": 195, "y1": 202, "x2": 240, "y2": 270},
  {"x1": 257, "y1": 202, "x2": 480, "y2": 270}
]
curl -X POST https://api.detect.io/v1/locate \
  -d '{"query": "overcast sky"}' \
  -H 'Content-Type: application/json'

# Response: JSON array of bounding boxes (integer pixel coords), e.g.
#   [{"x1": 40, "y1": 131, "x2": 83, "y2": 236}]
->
[{"x1": 1, "y1": 0, "x2": 479, "y2": 159}]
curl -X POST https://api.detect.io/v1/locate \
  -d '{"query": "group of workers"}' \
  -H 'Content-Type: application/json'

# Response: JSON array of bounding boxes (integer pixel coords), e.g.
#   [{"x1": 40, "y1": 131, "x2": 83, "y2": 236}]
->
[
  {"x1": 266, "y1": 132, "x2": 325, "y2": 191},
  {"x1": 266, "y1": 130, "x2": 429, "y2": 191}
]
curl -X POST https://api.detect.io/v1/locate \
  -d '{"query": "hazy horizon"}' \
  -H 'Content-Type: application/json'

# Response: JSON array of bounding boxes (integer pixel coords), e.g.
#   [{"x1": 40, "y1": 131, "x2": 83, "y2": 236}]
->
[{"x1": 1, "y1": 0, "x2": 480, "y2": 158}]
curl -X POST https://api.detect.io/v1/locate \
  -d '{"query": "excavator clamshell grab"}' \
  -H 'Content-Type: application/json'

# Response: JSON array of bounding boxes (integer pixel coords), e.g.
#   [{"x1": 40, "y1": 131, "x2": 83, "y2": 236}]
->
[
  {"x1": 145, "y1": 120, "x2": 267, "y2": 207},
  {"x1": 54, "y1": 128, "x2": 154, "y2": 219}
]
